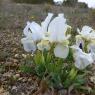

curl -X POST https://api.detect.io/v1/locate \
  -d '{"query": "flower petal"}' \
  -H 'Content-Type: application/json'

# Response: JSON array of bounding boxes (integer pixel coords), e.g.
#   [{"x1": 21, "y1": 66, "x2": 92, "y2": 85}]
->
[
  {"x1": 41, "y1": 13, "x2": 53, "y2": 32},
  {"x1": 29, "y1": 22, "x2": 44, "y2": 41},
  {"x1": 23, "y1": 21, "x2": 32, "y2": 37},
  {"x1": 71, "y1": 45, "x2": 93, "y2": 69},
  {"x1": 48, "y1": 14, "x2": 68, "y2": 42},
  {"x1": 77, "y1": 28, "x2": 81, "y2": 34},
  {"x1": 74, "y1": 53, "x2": 93, "y2": 69},
  {"x1": 54, "y1": 44, "x2": 69, "y2": 58},
  {"x1": 21, "y1": 37, "x2": 36, "y2": 52},
  {"x1": 81, "y1": 26, "x2": 93, "y2": 36},
  {"x1": 76, "y1": 35, "x2": 84, "y2": 49},
  {"x1": 88, "y1": 42, "x2": 95, "y2": 62},
  {"x1": 53, "y1": 0, "x2": 64, "y2": 5},
  {"x1": 37, "y1": 40, "x2": 50, "y2": 51}
]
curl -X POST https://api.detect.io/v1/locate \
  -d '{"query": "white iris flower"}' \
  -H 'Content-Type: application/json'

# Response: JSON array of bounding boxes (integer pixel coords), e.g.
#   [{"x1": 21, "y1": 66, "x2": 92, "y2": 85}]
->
[
  {"x1": 21, "y1": 13, "x2": 53, "y2": 52},
  {"x1": 77, "y1": 26, "x2": 95, "y2": 40},
  {"x1": 53, "y1": 0, "x2": 64, "y2": 5},
  {"x1": 78, "y1": 0, "x2": 95, "y2": 9},
  {"x1": 71, "y1": 45, "x2": 93, "y2": 70},
  {"x1": 48, "y1": 14, "x2": 70, "y2": 58},
  {"x1": 23, "y1": 13, "x2": 53, "y2": 41},
  {"x1": 21, "y1": 13, "x2": 71, "y2": 58}
]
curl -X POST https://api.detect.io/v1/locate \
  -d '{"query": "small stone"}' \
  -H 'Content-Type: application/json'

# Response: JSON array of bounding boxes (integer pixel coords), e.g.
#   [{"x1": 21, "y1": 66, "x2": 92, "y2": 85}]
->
[
  {"x1": 13, "y1": 59, "x2": 18, "y2": 63},
  {"x1": 28, "y1": 78, "x2": 32, "y2": 82},
  {"x1": 0, "y1": 87, "x2": 4, "y2": 93},
  {"x1": 90, "y1": 76, "x2": 95, "y2": 84},
  {"x1": 13, "y1": 48, "x2": 17, "y2": 52},
  {"x1": 13, "y1": 62, "x2": 18, "y2": 66},
  {"x1": 22, "y1": 78, "x2": 27, "y2": 82},
  {"x1": 21, "y1": 93, "x2": 25, "y2": 95},
  {"x1": 14, "y1": 74, "x2": 20, "y2": 79},
  {"x1": 1, "y1": 91, "x2": 10, "y2": 95},
  {"x1": 22, "y1": 54, "x2": 27, "y2": 58},
  {"x1": 14, "y1": 54, "x2": 19, "y2": 58},
  {"x1": 12, "y1": 86, "x2": 17, "y2": 92},
  {"x1": 3, "y1": 72, "x2": 12, "y2": 78},
  {"x1": 18, "y1": 77, "x2": 23, "y2": 81}
]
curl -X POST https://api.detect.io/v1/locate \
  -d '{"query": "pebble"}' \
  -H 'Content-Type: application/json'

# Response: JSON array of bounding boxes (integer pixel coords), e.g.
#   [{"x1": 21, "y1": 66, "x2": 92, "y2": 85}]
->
[
  {"x1": 22, "y1": 54, "x2": 27, "y2": 58},
  {"x1": 13, "y1": 59, "x2": 18, "y2": 63},
  {"x1": 18, "y1": 78, "x2": 23, "y2": 81},
  {"x1": 90, "y1": 76, "x2": 95, "y2": 84},
  {"x1": 13, "y1": 74, "x2": 20, "y2": 79},
  {"x1": 22, "y1": 78, "x2": 27, "y2": 82},
  {"x1": 14, "y1": 54, "x2": 19, "y2": 58},
  {"x1": 28, "y1": 78, "x2": 32, "y2": 82},
  {"x1": 3, "y1": 72, "x2": 12, "y2": 78}
]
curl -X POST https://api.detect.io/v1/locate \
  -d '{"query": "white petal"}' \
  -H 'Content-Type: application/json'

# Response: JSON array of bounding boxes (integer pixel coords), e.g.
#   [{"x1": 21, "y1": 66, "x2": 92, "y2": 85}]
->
[
  {"x1": 54, "y1": 44, "x2": 69, "y2": 58},
  {"x1": 74, "y1": 53, "x2": 93, "y2": 69},
  {"x1": 77, "y1": 28, "x2": 81, "y2": 34},
  {"x1": 88, "y1": 43, "x2": 95, "y2": 53},
  {"x1": 81, "y1": 26, "x2": 93, "y2": 36},
  {"x1": 29, "y1": 22, "x2": 44, "y2": 41},
  {"x1": 89, "y1": 32, "x2": 95, "y2": 40},
  {"x1": 71, "y1": 45, "x2": 94, "y2": 69},
  {"x1": 78, "y1": 0, "x2": 95, "y2": 9},
  {"x1": 88, "y1": 43, "x2": 95, "y2": 62},
  {"x1": 23, "y1": 21, "x2": 32, "y2": 37},
  {"x1": 71, "y1": 46, "x2": 93, "y2": 69},
  {"x1": 90, "y1": 53, "x2": 95, "y2": 63},
  {"x1": 21, "y1": 37, "x2": 36, "y2": 52},
  {"x1": 48, "y1": 14, "x2": 68, "y2": 42},
  {"x1": 41, "y1": 13, "x2": 53, "y2": 32},
  {"x1": 53, "y1": 0, "x2": 64, "y2": 5}
]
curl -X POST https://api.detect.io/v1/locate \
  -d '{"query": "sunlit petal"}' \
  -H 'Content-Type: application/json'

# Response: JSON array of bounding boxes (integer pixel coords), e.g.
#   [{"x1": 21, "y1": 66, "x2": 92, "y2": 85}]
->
[
  {"x1": 48, "y1": 14, "x2": 68, "y2": 42},
  {"x1": 41, "y1": 13, "x2": 53, "y2": 32},
  {"x1": 37, "y1": 40, "x2": 50, "y2": 51},
  {"x1": 77, "y1": 28, "x2": 81, "y2": 34},
  {"x1": 23, "y1": 21, "x2": 32, "y2": 37},
  {"x1": 88, "y1": 42, "x2": 95, "y2": 62},
  {"x1": 82, "y1": 26, "x2": 93, "y2": 35},
  {"x1": 74, "y1": 53, "x2": 93, "y2": 69},
  {"x1": 78, "y1": 26, "x2": 93, "y2": 37},
  {"x1": 29, "y1": 22, "x2": 44, "y2": 41},
  {"x1": 21, "y1": 37, "x2": 36, "y2": 52},
  {"x1": 54, "y1": 44, "x2": 69, "y2": 58},
  {"x1": 71, "y1": 45, "x2": 93, "y2": 69}
]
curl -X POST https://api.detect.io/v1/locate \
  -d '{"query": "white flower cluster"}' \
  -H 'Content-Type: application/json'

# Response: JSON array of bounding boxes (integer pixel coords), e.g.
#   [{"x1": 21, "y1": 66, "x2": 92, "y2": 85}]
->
[
  {"x1": 53, "y1": 0, "x2": 67, "y2": 5},
  {"x1": 71, "y1": 26, "x2": 95, "y2": 69},
  {"x1": 21, "y1": 13, "x2": 95, "y2": 70},
  {"x1": 78, "y1": 0, "x2": 95, "y2": 9},
  {"x1": 53, "y1": 0, "x2": 95, "y2": 9}
]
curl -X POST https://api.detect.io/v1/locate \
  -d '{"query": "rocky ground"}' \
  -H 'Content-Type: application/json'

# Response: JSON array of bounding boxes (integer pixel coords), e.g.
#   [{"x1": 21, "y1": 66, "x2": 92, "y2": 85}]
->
[{"x1": 0, "y1": 0, "x2": 95, "y2": 95}]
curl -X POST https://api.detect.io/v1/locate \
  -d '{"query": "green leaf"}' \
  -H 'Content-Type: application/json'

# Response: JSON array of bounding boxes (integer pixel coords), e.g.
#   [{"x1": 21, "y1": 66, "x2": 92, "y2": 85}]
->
[
  {"x1": 34, "y1": 51, "x2": 44, "y2": 64},
  {"x1": 69, "y1": 68, "x2": 78, "y2": 80},
  {"x1": 35, "y1": 63, "x2": 46, "y2": 78},
  {"x1": 20, "y1": 65, "x2": 35, "y2": 74}
]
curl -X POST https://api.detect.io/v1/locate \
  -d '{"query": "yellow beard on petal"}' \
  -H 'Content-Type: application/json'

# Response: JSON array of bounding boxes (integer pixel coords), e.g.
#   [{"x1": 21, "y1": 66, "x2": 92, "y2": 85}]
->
[{"x1": 37, "y1": 40, "x2": 50, "y2": 51}]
